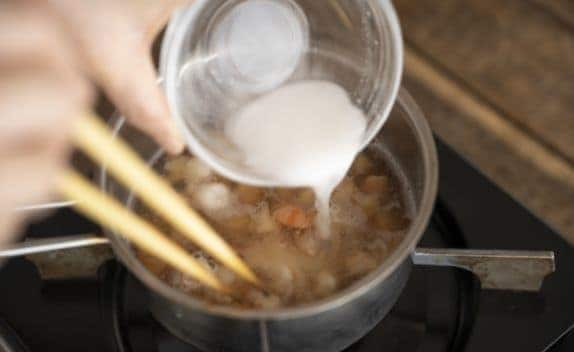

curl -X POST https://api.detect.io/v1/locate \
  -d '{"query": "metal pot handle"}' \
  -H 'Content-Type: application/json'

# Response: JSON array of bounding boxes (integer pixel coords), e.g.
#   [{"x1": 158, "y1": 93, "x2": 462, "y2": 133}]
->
[
  {"x1": 1, "y1": 240, "x2": 556, "y2": 292},
  {"x1": 14, "y1": 200, "x2": 76, "y2": 212},
  {"x1": 412, "y1": 248, "x2": 555, "y2": 292},
  {"x1": 0, "y1": 234, "x2": 109, "y2": 258}
]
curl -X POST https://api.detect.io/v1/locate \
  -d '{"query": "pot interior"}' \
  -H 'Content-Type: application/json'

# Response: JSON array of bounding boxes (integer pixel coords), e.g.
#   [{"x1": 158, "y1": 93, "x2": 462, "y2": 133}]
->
[{"x1": 100, "y1": 89, "x2": 438, "y2": 319}]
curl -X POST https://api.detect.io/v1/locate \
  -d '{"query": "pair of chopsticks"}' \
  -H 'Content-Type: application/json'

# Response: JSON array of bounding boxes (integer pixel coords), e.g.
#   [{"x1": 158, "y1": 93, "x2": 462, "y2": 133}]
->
[{"x1": 57, "y1": 113, "x2": 258, "y2": 291}]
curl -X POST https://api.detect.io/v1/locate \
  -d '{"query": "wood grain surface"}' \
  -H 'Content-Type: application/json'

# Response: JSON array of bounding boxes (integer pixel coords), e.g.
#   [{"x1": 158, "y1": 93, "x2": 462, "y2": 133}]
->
[
  {"x1": 531, "y1": 0, "x2": 574, "y2": 28},
  {"x1": 394, "y1": 0, "x2": 574, "y2": 242}
]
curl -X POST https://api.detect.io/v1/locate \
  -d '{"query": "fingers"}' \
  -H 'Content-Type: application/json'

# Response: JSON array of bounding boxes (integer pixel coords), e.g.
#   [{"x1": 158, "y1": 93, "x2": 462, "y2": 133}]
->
[
  {"x1": 90, "y1": 43, "x2": 185, "y2": 154},
  {"x1": 123, "y1": 0, "x2": 191, "y2": 42},
  {"x1": 0, "y1": 4, "x2": 93, "y2": 241},
  {"x1": 0, "y1": 73, "x2": 85, "y2": 237},
  {"x1": 0, "y1": 72, "x2": 86, "y2": 202},
  {"x1": 0, "y1": 209, "x2": 22, "y2": 251},
  {"x1": 0, "y1": 3, "x2": 80, "y2": 75},
  {"x1": 47, "y1": 0, "x2": 185, "y2": 154}
]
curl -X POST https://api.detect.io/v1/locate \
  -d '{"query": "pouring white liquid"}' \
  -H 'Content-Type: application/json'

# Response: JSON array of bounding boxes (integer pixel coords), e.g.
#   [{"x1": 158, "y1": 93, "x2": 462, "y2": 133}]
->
[{"x1": 225, "y1": 80, "x2": 367, "y2": 238}]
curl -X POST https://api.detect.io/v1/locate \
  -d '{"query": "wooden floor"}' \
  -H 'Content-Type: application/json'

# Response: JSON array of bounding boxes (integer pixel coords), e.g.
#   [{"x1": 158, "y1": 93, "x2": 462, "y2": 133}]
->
[{"x1": 394, "y1": 0, "x2": 574, "y2": 242}]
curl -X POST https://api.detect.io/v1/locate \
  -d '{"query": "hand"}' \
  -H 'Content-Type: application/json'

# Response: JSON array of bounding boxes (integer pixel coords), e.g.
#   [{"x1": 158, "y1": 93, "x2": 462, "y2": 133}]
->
[
  {"x1": 0, "y1": 0, "x2": 186, "y2": 246},
  {"x1": 47, "y1": 0, "x2": 186, "y2": 153}
]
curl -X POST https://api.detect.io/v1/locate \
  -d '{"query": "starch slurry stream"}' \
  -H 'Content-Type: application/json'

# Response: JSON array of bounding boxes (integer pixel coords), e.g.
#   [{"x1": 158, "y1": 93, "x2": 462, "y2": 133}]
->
[{"x1": 225, "y1": 80, "x2": 367, "y2": 237}]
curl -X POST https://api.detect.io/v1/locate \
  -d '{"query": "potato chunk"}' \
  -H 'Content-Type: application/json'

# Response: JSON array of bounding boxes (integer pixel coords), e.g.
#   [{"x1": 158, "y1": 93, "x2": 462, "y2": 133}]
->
[
  {"x1": 372, "y1": 207, "x2": 410, "y2": 231},
  {"x1": 345, "y1": 252, "x2": 378, "y2": 277},
  {"x1": 194, "y1": 183, "x2": 231, "y2": 212},
  {"x1": 314, "y1": 271, "x2": 337, "y2": 296},
  {"x1": 350, "y1": 154, "x2": 375, "y2": 176},
  {"x1": 358, "y1": 175, "x2": 389, "y2": 194}
]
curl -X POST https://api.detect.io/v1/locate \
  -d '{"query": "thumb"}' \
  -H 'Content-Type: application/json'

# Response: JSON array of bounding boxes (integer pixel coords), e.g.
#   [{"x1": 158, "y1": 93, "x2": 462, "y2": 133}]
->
[
  {"x1": 89, "y1": 40, "x2": 184, "y2": 154},
  {"x1": 44, "y1": 0, "x2": 185, "y2": 154}
]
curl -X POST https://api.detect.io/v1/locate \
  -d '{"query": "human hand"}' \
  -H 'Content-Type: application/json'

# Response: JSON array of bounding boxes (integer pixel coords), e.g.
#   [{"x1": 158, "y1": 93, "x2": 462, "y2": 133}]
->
[
  {"x1": 47, "y1": 0, "x2": 187, "y2": 153},
  {"x1": 0, "y1": 0, "x2": 187, "y2": 246}
]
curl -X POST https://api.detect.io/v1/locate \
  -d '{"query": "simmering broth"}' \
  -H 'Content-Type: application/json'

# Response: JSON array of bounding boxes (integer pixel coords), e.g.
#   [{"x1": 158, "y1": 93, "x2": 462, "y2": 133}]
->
[{"x1": 136, "y1": 147, "x2": 411, "y2": 309}]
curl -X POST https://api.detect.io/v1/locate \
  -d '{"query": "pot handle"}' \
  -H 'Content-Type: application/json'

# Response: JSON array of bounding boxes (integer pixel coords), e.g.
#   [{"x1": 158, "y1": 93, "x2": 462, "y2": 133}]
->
[
  {"x1": 0, "y1": 234, "x2": 109, "y2": 258},
  {"x1": 412, "y1": 248, "x2": 555, "y2": 292},
  {"x1": 14, "y1": 200, "x2": 76, "y2": 212}
]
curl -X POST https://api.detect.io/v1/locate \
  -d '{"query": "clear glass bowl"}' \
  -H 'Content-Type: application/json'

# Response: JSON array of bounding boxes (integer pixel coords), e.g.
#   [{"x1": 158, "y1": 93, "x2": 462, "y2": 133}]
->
[{"x1": 160, "y1": 0, "x2": 403, "y2": 186}]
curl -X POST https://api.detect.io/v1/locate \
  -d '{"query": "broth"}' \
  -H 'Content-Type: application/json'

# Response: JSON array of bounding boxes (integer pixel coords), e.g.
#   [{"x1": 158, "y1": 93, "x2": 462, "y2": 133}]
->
[{"x1": 136, "y1": 147, "x2": 411, "y2": 309}]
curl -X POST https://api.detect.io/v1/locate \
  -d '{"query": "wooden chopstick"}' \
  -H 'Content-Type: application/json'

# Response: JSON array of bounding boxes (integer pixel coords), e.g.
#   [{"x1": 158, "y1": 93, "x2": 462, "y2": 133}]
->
[
  {"x1": 66, "y1": 113, "x2": 258, "y2": 285},
  {"x1": 58, "y1": 170, "x2": 225, "y2": 291}
]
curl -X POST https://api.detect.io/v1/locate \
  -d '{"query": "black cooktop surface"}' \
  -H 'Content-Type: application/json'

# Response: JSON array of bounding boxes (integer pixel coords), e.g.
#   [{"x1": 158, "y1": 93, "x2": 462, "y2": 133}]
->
[{"x1": 1, "y1": 140, "x2": 573, "y2": 352}]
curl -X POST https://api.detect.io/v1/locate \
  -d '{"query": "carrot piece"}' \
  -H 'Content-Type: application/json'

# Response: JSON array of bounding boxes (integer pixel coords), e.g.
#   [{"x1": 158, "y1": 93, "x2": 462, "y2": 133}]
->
[{"x1": 273, "y1": 205, "x2": 313, "y2": 229}]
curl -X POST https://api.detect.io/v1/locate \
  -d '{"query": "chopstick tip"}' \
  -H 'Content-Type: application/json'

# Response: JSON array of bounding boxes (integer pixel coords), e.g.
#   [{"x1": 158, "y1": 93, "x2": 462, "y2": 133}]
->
[{"x1": 238, "y1": 265, "x2": 261, "y2": 287}]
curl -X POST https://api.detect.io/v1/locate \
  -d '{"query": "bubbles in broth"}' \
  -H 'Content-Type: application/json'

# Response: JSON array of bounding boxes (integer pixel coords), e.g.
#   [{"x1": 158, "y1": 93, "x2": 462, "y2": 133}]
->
[{"x1": 136, "y1": 147, "x2": 412, "y2": 309}]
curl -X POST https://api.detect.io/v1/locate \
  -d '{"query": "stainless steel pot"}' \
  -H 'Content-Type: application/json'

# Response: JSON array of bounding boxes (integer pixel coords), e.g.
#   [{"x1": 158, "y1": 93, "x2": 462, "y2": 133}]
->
[{"x1": 2, "y1": 90, "x2": 555, "y2": 352}]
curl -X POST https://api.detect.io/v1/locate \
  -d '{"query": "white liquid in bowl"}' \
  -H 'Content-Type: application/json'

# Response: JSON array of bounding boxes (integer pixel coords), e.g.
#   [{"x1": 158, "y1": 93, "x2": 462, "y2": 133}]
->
[{"x1": 225, "y1": 80, "x2": 367, "y2": 237}]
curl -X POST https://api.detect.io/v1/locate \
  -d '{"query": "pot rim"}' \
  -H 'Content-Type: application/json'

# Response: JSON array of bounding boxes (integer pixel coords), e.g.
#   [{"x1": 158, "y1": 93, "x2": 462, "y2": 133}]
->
[{"x1": 100, "y1": 88, "x2": 439, "y2": 321}]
